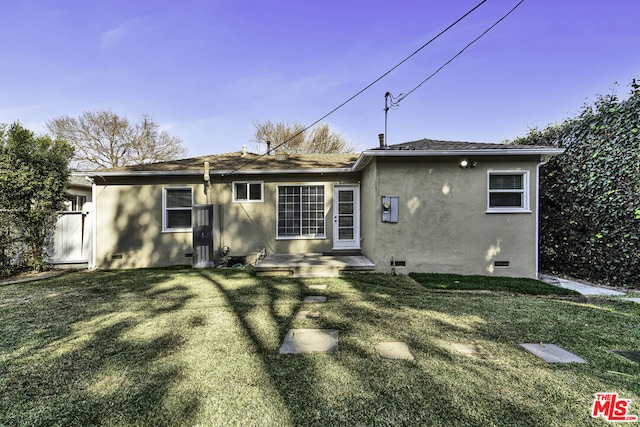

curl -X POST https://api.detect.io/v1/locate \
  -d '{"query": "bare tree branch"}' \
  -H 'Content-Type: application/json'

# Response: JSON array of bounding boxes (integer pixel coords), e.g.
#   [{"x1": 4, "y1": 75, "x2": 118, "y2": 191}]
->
[
  {"x1": 251, "y1": 120, "x2": 355, "y2": 154},
  {"x1": 47, "y1": 110, "x2": 186, "y2": 170}
]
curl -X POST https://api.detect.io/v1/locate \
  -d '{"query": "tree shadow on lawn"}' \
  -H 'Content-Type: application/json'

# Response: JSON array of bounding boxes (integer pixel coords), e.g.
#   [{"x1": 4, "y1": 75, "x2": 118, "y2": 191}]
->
[
  {"x1": 0, "y1": 268, "x2": 202, "y2": 426},
  {"x1": 196, "y1": 270, "x2": 568, "y2": 426},
  {"x1": 8, "y1": 268, "x2": 637, "y2": 425},
  {"x1": 345, "y1": 274, "x2": 640, "y2": 378}
]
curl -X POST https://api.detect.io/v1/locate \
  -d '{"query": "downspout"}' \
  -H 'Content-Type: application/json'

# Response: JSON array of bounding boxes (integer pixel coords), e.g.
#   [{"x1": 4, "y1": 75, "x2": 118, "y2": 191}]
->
[
  {"x1": 204, "y1": 161, "x2": 210, "y2": 204},
  {"x1": 85, "y1": 176, "x2": 97, "y2": 270}
]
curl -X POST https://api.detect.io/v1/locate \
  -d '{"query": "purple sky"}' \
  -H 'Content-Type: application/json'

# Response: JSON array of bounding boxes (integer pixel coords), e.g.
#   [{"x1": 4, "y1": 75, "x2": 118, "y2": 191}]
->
[{"x1": 1, "y1": 0, "x2": 638, "y2": 156}]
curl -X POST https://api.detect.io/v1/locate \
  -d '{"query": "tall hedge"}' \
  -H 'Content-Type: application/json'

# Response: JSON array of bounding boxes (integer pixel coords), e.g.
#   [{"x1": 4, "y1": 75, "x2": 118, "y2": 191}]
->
[
  {"x1": 509, "y1": 81, "x2": 640, "y2": 287},
  {"x1": 0, "y1": 122, "x2": 74, "y2": 274}
]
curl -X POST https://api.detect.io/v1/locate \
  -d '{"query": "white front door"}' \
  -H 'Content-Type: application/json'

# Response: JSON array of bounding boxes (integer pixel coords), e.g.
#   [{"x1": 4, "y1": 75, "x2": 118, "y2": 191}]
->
[{"x1": 333, "y1": 185, "x2": 360, "y2": 250}]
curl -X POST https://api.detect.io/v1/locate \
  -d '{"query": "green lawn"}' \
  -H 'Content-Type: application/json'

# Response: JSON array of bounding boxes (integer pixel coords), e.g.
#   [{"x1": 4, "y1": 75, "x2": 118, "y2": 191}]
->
[
  {"x1": 409, "y1": 272, "x2": 581, "y2": 295},
  {"x1": 1, "y1": 268, "x2": 639, "y2": 426}
]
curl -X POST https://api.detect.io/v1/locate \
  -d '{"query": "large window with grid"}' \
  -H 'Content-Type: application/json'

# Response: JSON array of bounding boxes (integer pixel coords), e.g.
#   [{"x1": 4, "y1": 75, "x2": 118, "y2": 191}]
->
[
  {"x1": 277, "y1": 185, "x2": 325, "y2": 238},
  {"x1": 487, "y1": 171, "x2": 530, "y2": 213}
]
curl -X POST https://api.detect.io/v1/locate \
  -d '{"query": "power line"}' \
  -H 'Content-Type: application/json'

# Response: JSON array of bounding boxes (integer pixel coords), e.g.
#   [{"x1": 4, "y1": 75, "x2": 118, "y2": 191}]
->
[
  {"x1": 395, "y1": 0, "x2": 525, "y2": 104},
  {"x1": 228, "y1": 0, "x2": 489, "y2": 174}
]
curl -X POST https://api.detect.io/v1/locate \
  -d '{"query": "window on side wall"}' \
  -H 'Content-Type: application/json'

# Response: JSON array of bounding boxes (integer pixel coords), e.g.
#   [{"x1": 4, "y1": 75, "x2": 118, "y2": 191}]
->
[
  {"x1": 233, "y1": 181, "x2": 263, "y2": 202},
  {"x1": 163, "y1": 187, "x2": 193, "y2": 231},
  {"x1": 487, "y1": 171, "x2": 530, "y2": 213},
  {"x1": 277, "y1": 185, "x2": 325, "y2": 238},
  {"x1": 70, "y1": 195, "x2": 86, "y2": 211}
]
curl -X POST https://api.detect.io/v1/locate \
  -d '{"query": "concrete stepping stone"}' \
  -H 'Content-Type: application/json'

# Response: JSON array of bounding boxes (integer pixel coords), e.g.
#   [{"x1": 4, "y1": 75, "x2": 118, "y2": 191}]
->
[
  {"x1": 308, "y1": 284, "x2": 327, "y2": 290},
  {"x1": 303, "y1": 295, "x2": 327, "y2": 303},
  {"x1": 375, "y1": 341, "x2": 414, "y2": 361},
  {"x1": 621, "y1": 298, "x2": 640, "y2": 304},
  {"x1": 279, "y1": 329, "x2": 338, "y2": 354},
  {"x1": 294, "y1": 309, "x2": 321, "y2": 320},
  {"x1": 519, "y1": 343, "x2": 587, "y2": 363},
  {"x1": 451, "y1": 342, "x2": 493, "y2": 360}
]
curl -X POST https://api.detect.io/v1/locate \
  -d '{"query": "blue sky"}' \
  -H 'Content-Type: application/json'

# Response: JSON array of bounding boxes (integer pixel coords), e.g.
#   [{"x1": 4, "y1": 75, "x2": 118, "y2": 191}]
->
[{"x1": 1, "y1": 0, "x2": 638, "y2": 156}]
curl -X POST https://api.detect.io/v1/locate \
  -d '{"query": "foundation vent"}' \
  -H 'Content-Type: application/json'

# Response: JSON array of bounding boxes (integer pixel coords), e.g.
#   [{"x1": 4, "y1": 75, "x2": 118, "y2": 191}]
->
[{"x1": 494, "y1": 261, "x2": 510, "y2": 268}]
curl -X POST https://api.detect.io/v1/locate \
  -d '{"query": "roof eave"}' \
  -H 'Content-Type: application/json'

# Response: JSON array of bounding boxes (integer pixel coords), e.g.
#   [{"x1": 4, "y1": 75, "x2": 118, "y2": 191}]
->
[
  {"x1": 81, "y1": 167, "x2": 354, "y2": 178},
  {"x1": 352, "y1": 148, "x2": 565, "y2": 171}
]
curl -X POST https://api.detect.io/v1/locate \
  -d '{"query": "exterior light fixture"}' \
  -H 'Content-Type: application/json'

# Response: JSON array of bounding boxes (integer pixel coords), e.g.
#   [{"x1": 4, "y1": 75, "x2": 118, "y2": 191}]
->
[{"x1": 460, "y1": 159, "x2": 477, "y2": 169}]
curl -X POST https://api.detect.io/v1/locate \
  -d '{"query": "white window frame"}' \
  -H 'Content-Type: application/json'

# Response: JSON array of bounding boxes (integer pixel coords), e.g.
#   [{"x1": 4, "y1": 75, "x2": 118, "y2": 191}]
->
[
  {"x1": 486, "y1": 170, "x2": 531, "y2": 213},
  {"x1": 162, "y1": 187, "x2": 193, "y2": 232},
  {"x1": 232, "y1": 181, "x2": 264, "y2": 202},
  {"x1": 276, "y1": 185, "x2": 326, "y2": 240},
  {"x1": 69, "y1": 195, "x2": 86, "y2": 212}
]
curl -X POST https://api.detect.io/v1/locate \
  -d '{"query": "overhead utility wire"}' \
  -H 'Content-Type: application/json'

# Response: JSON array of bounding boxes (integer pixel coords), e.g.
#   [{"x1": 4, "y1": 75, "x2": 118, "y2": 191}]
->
[
  {"x1": 394, "y1": 0, "x2": 525, "y2": 104},
  {"x1": 227, "y1": 0, "x2": 488, "y2": 174}
]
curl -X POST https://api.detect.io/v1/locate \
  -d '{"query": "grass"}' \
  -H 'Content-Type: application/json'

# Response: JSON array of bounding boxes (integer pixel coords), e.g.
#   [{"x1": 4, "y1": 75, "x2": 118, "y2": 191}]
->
[
  {"x1": 0, "y1": 268, "x2": 638, "y2": 426},
  {"x1": 409, "y1": 272, "x2": 581, "y2": 295}
]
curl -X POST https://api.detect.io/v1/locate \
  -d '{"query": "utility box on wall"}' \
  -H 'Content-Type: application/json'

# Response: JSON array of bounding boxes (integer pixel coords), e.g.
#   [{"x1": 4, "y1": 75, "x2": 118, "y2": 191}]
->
[
  {"x1": 192, "y1": 204, "x2": 215, "y2": 268},
  {"x1": 381, "y1": 196, "x2": 399, "y2": 223}
]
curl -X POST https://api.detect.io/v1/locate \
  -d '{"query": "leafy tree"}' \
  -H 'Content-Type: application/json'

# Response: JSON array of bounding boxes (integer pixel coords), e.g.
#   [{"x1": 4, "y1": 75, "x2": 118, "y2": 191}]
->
[
  {"x1": 47, "y1": 110, "x2": 186, "y2": 170},
  {"x1": 508, "y1": 81, "x2": 640, "y2": 287},
  {"x1": 0, "y1": 122, "x2": 74, "y2": 273},
  {"x1": 252, "y1": 120, "x2": 355, "y2": 154}
]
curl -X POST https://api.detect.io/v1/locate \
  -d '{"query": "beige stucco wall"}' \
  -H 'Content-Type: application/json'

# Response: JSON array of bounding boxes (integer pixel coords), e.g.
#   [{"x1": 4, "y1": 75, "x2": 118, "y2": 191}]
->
[
  {"x1": 92, "y1": 173, "x2": 358, "y2": 269},
  {"x1": 217, "y1": 174, "x2": 357, "y2": 257},
  {"x1": 359, "y1": 158, "x2": 378, "y2": 262},
  {"x1": 359, "y1": 156, "x2": 540, "y2": 278},
  {"x1": 92, "y1": 156, "x2": 541, "y2": 276}
]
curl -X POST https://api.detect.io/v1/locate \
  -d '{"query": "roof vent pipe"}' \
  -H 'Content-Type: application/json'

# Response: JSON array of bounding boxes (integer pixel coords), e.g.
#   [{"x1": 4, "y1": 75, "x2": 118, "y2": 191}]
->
[
  {"x1": 275, "y1": 152, "x2": 288, "y2": 161},
  {"x1": 378, "y1": 133, "x2": 385, "y2": 148},
  {"x1": 266, "y1": 141, "x2": 272, "y2": 155},
  {"x1": 241, "y1": 145, "x2": 247, "y2": 157}
]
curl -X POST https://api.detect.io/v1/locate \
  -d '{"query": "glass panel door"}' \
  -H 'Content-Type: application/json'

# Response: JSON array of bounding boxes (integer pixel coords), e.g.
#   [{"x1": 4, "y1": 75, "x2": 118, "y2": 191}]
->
[{"x1": 333, "y1": 185, "x2": 360, "y2": 249}]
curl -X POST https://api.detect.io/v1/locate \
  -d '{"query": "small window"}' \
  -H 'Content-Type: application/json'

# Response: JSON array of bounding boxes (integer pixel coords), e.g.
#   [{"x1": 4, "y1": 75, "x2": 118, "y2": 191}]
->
[
  {"x1": 233, "y1": 181, "x2": 263, "y2": 202},
  {"x1": 70, "y1": 195, "x2": 86, "y2": 211},
  {"x1": 487, "y1": 171, "x2": 530, "y2": 213},
  {"x1": 163, "y1": 187, "x2": 193, "y2": 231}
]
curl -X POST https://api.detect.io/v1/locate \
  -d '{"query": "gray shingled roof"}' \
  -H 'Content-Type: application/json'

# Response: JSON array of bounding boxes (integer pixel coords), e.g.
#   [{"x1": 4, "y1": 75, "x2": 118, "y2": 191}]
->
[
  {"x1": 103, "y1": 151, "x2": 359, "y2": 173},
  {"x1": 388, "y1": 138, "x2": 550, "y2": 151},
  {"x1": 82, "y1": 139, "x2": 560, "y2": 176}
]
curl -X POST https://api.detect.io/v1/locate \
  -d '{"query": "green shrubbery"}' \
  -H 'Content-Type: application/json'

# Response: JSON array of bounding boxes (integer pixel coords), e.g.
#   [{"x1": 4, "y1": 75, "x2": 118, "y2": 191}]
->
[
  {"x1": 509, "y1": 81, "x2": 640, "y2": 287},
  {"x1": 0, "y1": 122, "x2": 74, "y2": 275}
]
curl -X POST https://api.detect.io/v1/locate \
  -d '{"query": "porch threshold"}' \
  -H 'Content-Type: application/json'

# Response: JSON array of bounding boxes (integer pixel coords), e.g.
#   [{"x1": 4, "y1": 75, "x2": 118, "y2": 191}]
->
[{"x1": 255, "y1": 253, "x2": 375, "y2": 278}]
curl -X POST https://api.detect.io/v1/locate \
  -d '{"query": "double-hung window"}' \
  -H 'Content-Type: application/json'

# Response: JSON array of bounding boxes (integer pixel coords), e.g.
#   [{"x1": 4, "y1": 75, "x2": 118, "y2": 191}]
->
[
  {"x1": 163, "y1": 187, "x2": 193, "y2": 231},
  {"x1": 233, "y1": 181, "x2": 263, "y2": 202},
  {"x1": 487, "y1": 171, "x2": 530, "y2": 213},
  {"x1": 277, "y1": 185, "x2": 325, "y2": 238},
  {"x1": 70, "y1": 195, "x2": 86, "y2": 212}
]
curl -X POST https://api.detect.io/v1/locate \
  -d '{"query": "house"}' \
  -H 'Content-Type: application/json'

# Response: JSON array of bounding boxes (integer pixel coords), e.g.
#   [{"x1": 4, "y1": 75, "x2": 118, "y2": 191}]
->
[{"x1": 78, "y1": 139, "x2": 563, "y2": 278}]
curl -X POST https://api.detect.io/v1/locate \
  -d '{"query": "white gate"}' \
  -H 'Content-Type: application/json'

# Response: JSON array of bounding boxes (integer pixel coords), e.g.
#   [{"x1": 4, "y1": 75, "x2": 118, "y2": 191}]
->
[{"x1": 49, "y1": 210, "x2": 92, "y2": 266}]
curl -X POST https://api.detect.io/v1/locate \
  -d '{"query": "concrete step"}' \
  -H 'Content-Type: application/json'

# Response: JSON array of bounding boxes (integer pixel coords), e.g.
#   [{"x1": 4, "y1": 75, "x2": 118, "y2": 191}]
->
[{"x1": 255, "y1": 253, "x2": 375, "y2": 278}]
